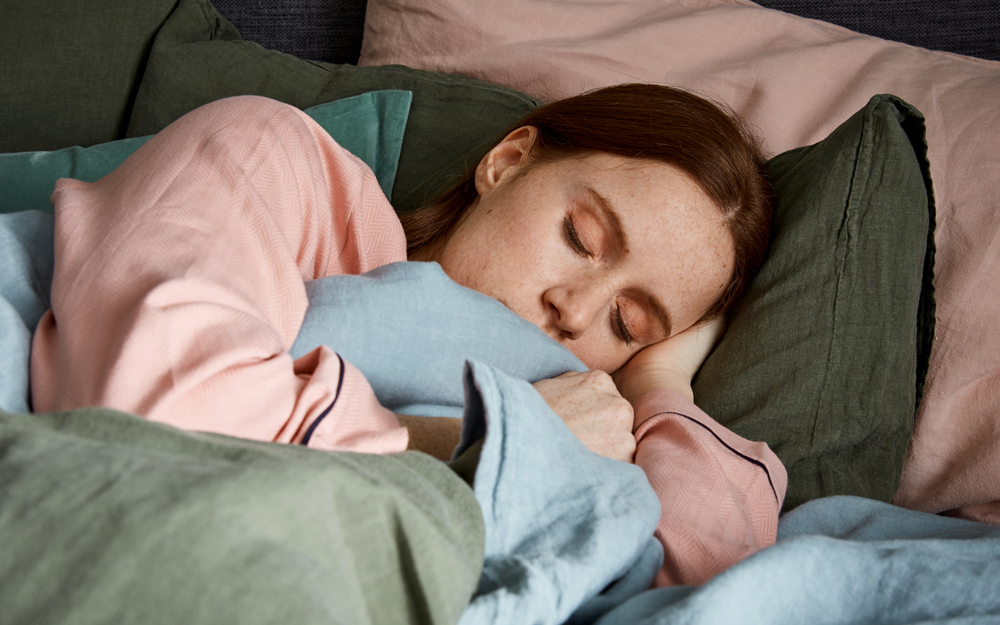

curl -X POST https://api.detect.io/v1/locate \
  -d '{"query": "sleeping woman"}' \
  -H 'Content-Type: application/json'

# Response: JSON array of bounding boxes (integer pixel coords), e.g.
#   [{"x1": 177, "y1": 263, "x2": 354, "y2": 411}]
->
[{"x1": 29, "y1": 84, "x2": 786, "y2": 587}]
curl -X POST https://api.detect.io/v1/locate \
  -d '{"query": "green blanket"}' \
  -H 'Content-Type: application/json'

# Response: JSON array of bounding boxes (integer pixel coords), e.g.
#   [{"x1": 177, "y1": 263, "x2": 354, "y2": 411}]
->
[{"x1": 0, "y1": 409, "x2": 483, "y2": 625}]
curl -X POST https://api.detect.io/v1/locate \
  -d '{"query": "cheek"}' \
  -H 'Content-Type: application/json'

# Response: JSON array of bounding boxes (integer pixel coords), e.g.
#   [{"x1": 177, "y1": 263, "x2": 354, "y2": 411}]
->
[
  {"x1": 565, "y1": 336, "x2": 629, "y2": 373},
  {"x1": 444, "y1": 234, "x2": 535, "y2": 312},
  {"x1": 439, "y1": 215, "x2": 509, "y2": 291},
  {"x1": 479, "y1": 230, "x2": 553, "y2": 296}
]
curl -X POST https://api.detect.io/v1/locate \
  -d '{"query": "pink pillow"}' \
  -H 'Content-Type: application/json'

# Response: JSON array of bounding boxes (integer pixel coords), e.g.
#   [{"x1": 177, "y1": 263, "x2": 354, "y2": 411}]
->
[{"x1": 360, "y1": 0, "x2": 1000, "y2": 523}]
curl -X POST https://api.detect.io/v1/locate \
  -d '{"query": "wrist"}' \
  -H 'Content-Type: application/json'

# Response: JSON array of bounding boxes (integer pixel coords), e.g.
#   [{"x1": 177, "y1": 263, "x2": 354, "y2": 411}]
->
[
  {"x1": 616, "y1": 367, "x2": 694, "y2": 405},
  {"x1": 397, "y1": 414, "x2": 463, "y2": 462}
]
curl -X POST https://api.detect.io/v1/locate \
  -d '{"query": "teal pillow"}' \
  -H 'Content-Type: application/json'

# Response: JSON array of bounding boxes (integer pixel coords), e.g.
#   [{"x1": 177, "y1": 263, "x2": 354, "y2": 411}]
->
[
  {"x1": 693, "y1": 95, "x2": 936, "y2": 511},
  {"x1": 0, "y1": 90, "x2": 412, "y2": 215},
  {"x1": 124, "y1": 0, "x2": 540, "y2": 214},
  {"x1": 0, "y1": 0, "x2": 179, "y2": 152}
]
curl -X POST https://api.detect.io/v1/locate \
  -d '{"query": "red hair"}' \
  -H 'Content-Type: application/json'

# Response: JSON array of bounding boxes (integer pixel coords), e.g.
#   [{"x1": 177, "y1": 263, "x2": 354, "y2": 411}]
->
[{"x1": 402, "y1": 83, "x2": 773, "y2": 319}]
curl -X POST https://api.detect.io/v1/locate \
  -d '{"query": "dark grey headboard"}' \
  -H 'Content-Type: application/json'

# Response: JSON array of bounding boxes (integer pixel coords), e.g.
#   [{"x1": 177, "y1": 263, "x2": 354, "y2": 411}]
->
[
  {"x1": 212, "y1": 0, "x2": 367, "y2": 65},
  {"x1": 754, "y1": 0, "x2": 999, "y2": 61},
  {"x1": 211, "y1": 0, "x2": 999, "y2": 65}
]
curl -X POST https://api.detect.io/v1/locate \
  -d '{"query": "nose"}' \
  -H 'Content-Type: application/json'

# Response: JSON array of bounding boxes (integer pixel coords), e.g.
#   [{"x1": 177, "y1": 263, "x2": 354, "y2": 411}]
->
[{"x1": 543, "y1": 283, "x2": 608, "y2": 341}]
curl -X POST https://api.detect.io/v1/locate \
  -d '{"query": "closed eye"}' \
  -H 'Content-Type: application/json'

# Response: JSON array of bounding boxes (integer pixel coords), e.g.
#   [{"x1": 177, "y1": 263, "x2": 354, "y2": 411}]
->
[
  {"x1": 564, "y1": 216, "x2": 592, "y2": 258},
  {"x1": 613, "y1": 305, "x2": 633, "y2": 346}
]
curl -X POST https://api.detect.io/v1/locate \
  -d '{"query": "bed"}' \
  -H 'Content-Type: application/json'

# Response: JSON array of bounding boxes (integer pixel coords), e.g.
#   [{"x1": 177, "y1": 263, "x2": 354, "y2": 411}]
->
[{"x1": 2, "y1": 1, "x2": 1000, "y2": 623}]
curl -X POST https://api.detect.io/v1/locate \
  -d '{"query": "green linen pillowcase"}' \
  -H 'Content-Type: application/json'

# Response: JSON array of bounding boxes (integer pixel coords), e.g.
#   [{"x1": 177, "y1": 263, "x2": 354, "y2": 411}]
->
[
  {"x1": 693, "y1": 95, "x2": 936, "y2": 512},
  {"x1": 1, "y1": 0, "x2": 179, "y2": 153},
  {"x1": 0, "y1": 90, "x2": 413, "y2": 216},
  {"x1": 124, "y1": 0, "x2": 540, "y2": 214}
]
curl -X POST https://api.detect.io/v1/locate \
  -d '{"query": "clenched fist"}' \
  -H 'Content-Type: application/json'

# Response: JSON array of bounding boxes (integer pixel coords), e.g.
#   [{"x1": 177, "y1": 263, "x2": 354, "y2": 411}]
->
[{"x1": 532, "y1": 370, "x2": 636, "y2": 463}]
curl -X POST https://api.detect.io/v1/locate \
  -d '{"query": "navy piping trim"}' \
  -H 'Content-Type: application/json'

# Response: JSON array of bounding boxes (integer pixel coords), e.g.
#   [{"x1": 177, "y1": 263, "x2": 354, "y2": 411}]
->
[
  {"x1": 644, "y1": 410, "x2": 781, "y2": 506},
  {"x1": 301, "y1": 353, "x2": 346, "y2": 446}
]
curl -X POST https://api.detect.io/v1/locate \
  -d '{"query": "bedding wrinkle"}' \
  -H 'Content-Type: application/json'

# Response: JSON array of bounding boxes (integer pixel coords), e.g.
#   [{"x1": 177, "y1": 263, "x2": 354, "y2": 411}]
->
[
  {"x1": 902, "y1": 369, "x2": 1000, "y2": 517},
  {"x1": 30, "y1": 95, "x2": 408, "y2": 455}
]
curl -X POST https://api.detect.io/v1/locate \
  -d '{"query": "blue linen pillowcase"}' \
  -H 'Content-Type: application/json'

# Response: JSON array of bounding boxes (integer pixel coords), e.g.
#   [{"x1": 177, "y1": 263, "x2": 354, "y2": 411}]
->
[{"x1": 291, "y1": 261, "x2": 588, "y2": 419}]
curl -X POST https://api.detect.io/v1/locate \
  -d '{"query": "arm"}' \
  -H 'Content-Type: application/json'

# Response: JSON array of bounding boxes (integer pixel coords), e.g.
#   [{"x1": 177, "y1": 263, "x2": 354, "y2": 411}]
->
[
  {"x1": 398, "y1": 414, "x2": 464, "y2": 462},
  {"x1": 30, "y1": 96, "x2": 408, "y2": 454},
  {"x1": 613, "y1": 319, "x2": 788, "y2": 587}
]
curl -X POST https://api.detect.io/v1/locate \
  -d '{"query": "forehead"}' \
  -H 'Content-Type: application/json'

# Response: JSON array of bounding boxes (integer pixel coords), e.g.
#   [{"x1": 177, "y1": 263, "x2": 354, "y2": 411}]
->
[{"x1": 563, "y1": 153, "x2": 735, "y2": 330}]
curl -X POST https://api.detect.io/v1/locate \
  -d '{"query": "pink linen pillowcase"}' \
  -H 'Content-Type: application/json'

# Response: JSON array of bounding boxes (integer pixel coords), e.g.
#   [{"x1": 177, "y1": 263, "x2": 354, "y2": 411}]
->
[{"x1": 359, "y1": 0, "x2": 1000, "y2": 523}]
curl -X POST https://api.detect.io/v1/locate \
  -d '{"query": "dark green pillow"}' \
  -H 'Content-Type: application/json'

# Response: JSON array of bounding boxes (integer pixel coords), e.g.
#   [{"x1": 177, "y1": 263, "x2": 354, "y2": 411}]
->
[
  {"x1": 693, "y1": 95, "x2": 936, "y2": 512},
  {"x1": 125, "y1": 0, "x2": 540, "y2": 213},
  {"x1": 0, "y1": 90, "x2": 412, "y2": 215},
  {"x1": 0, "y1": 0, "x2": 179, "y2": 153}
]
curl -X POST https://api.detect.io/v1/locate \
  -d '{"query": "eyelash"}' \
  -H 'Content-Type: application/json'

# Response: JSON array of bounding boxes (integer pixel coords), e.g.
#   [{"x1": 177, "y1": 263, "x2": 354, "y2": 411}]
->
[
  {"x1": 563, "y1": 216, "x2": 591, "y2": 258},
  {"x1": 564, "y1": 216, "x2": 633, "y2": 346},
  {"x1": 613, "y1": 305, "x2": 633, "y2": 346}
]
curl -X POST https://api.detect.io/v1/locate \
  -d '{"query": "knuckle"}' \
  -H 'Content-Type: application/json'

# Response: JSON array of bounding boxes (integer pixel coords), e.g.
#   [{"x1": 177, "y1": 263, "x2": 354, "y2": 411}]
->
[
  {"x1": 586, "y1": 369, "x2": 614, "y2": 388},
  {"x1": 618, "y1": 437, "x2": 636, "y2": 461},
  {"x1": 627, "y1": 436, "x2": 637, "y2": 452},
  {"x1": 615, "y1": 399, "x2": 634, "y2": 423}
]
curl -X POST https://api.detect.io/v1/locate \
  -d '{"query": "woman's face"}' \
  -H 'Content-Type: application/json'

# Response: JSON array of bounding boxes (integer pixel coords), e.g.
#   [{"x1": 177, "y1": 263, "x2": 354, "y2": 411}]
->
[{"x1": 425, "y1": 127, "x2": 734, "y2": 372}]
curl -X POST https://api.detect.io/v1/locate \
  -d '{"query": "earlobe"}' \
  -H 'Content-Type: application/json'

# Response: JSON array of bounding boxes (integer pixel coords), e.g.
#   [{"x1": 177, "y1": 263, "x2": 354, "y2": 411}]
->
[{"x1": 475, "y1": 126, "x2": 537, "y2": 195}]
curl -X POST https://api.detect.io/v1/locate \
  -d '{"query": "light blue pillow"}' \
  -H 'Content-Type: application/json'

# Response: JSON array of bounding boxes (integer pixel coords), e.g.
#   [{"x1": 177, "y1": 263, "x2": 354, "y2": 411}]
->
[
  {"x1": 0, "y1": 90, "x2": 412, "y2": 215},
  {"x1": 0, "y1": 211, "x2": 55, "y2": 413},
  {"x1": 291, "y1": 262, "x2": 587, "y2": 418}
]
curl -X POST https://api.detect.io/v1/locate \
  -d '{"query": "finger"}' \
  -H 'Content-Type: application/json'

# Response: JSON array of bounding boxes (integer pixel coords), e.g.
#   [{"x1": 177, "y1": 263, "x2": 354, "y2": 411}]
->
[
  {"x1": 614, "y1": 398, "x2": 635, "y2": 430},
  {"x1": 615, "y1": 434, "x2": 637, "y2": 463}
]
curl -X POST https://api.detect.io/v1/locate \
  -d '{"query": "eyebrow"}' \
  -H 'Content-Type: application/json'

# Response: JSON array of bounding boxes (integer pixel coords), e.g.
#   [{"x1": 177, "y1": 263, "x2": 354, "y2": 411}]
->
[{"x1": 583, "y1": 186, "x2": 674, "y2": 340}]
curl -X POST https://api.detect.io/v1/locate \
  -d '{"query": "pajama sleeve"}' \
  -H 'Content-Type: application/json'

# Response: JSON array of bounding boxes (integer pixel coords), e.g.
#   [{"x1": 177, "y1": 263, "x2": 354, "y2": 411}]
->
[
  {"x1": 632, "y1": 389, "x2": 788, "y2": 587},
  {"x1": 30, "y1": 95, "x2": 409, "y2": 454}
]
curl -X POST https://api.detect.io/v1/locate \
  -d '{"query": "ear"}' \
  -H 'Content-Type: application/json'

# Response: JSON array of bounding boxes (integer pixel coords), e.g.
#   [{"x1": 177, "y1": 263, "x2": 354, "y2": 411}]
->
[{"x1": 474, "y1": 126, "x2": 537, "y2": 196}]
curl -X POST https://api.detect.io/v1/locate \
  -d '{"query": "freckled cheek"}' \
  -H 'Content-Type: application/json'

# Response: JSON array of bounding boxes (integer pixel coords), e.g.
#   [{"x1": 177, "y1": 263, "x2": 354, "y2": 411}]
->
[
  {"x1": 566, "y1": 337, "x2": 624, "y2": 373},
  {"x1": 462, "y1": 243, "x2": 530, "y2": 309},
  {"x1": 495, "y1": 224, "x2": 549, "y2": 278},
  {"x1": 492, "y1": 253, "x2": 557, "y2": 325}
]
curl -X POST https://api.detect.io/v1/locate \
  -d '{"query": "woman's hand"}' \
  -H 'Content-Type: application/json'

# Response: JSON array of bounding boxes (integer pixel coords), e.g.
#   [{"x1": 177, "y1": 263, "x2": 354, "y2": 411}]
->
[
  {"x1": 612, "y1": 316, "x2": 726, "y2": 405},
  {"x1": 532, "y1": 370, "x2": 636, "y2": 463}
]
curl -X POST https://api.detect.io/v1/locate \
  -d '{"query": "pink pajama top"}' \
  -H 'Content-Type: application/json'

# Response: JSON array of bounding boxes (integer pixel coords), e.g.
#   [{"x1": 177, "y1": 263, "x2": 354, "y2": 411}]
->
[{"x1": 30, "y1": 95, "x2": 786, "y2": 588}]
